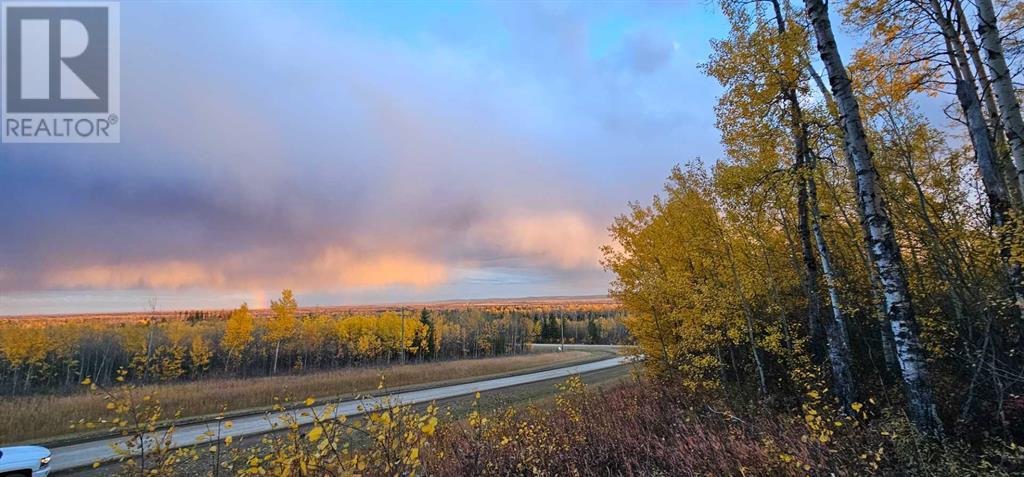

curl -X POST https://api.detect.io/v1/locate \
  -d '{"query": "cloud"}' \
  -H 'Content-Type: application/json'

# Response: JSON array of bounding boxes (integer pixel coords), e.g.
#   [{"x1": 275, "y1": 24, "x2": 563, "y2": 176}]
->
[
  {"x1": 0, "y1": 2, "x2": 729, "y2": 313},
  {"x1": 306, "y1": 248, "x2": 450, "y2": 289},
  {"x1": 620, "y1": 30, "x2": 676, "y2": 74},
  {"x1": 468, "y1": 212, "x2": 608, "y2": 269},
  {"x1": 46, "y1": 261, "x2": 224, "y2": 290},
  {"x1": 42, "y1": 247, "x2": 450, "y2": 292}
]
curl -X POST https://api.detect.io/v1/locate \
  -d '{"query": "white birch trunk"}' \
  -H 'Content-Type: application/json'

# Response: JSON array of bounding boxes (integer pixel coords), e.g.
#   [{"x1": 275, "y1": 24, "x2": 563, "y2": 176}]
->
[
  {"x1": 976, "y1": 0, "x2": 1024, "y2": 198},
  {"x1": 931, "y1": 0, "x2": 1024, "y2": 316},
  {"x1": 803, "y1": 0, "x2": 943, "y2": 436},
  {"x1": 808, "y1": 168, "x2": 858, "y2": 408}
]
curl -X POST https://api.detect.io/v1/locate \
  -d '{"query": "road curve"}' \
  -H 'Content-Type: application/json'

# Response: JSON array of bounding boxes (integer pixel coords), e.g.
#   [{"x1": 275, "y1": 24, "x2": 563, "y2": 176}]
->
[{"x1": 50, "y1": 355, "x2": 630, "y2": 472}]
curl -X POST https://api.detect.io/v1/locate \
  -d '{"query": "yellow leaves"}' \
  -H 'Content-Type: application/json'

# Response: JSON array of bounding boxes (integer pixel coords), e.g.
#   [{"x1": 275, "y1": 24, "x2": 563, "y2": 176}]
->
[
  {"x1": 189, "y1": 336, "x2": 212, "y2": 373},
  {"x1": 223, "y1": 302, "x2": 255, "y2": 356},
  {"x1": 267, "y1": 289, "x2": 299, "y2": 344},
  {"x1": 702, "y1": 2, "x2": 813, "y2": 169},
  {"x1": 879, "y1": 22, "x2": 902, "y2": 43},
  {"x1": 81, "y1": 377, "x2": 92, "y2": 385},
  {"x1": 224, "y1": 435, "x2": 233, "y2": 445},
  {"x1": 420, "y1": 417, "x2": 438, "y2": 436},
  {"x1": 304, "y1": 397, "x2": 315, "y2": 407},
  {"x1": 334, "y1": 311, "x2": 432, "y2": 361},
  {"x1": 0, "y1": 324, "x2": 50, "y2": 368},
  {"x1": 468, "y1": 410, "x2": 484, "y2": 428},
  {"x1": 307, "y1": 426, "x2": 323, "y2": 442}
]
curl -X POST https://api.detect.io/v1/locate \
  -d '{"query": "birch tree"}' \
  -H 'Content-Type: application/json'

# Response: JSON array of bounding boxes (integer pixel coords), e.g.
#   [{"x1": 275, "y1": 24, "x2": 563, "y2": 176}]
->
[
  {"x1": 268, "y1": 289, "x2": 298, "y2": 374},
  {"x1": 803, "y1": 0, "x2": 943, "y2": 436},
  {"x1": 976, "y1": 0, "x2": 1024, "y2": 197}
]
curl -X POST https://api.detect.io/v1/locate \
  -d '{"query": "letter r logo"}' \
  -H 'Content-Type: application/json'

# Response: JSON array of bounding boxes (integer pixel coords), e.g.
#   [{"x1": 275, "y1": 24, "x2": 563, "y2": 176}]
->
[
  {"x1": 4, "y1": 4, "x2": 110, "y2": 113},
  {"x1": 19, "y1": 18, "x2": 99, "y2": 100},
  {"x1": 1, "y1": 1, "x2": 119, "y2": 143}
]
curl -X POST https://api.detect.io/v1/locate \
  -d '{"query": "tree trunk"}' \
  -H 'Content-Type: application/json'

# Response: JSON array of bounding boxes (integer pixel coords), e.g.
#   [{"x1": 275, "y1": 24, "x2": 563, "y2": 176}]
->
[
  {"x1": 272, "y1": 341, "x2": 280, "y2": 375},
  {"x1": 932, "y1": 0, "x2": 1024, "y2": 316},
  {"x1": 771, "y1": 0, "x2": 826, "y2": 358},
  {"x1": 715, "y1": 346, "x2": 728, "y2": 383},
  {"x1": 975, "y1": 0, "x2": 1024, "y2": 315},
  {"x1": 975, "y1": 0, "x2": 1024, "y2": 198},
  {"x1": 787, "y1": 19, "x2": 832, "y2": 365},
  {"x1": 796, "y1": 126, "x2": 828, "y2": 360},
  {"x1": 807, "y1": 160, "x2": 858, "y2": 408},
  {"x1": 804, "y1": 0, "x2": 943, "y2": 436},
  {"x1": 809, "y1": 52, "x2": 900, "y2": 376},
  {"x1": 934, "y1": 5, "x2": 1008, "y2": 225},
  {"x1": 953, "y1": 0, "x2": 1024, "y2": 208},
  {"x1": 955, "y1": 0, "x2": 1002, "y2": 132},
  {"x1": 726, "y1": 242, "x2": 769, "y2": 395}
]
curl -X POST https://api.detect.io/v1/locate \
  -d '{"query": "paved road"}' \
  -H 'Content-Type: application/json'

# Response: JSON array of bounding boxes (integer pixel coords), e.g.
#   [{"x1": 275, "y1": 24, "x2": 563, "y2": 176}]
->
[
  {"x1": 531, "y1": 343, "x2": 631, "y2": 352},
  {"x1": 49, "y1": 355, "x2": 630, "y2": 472}
]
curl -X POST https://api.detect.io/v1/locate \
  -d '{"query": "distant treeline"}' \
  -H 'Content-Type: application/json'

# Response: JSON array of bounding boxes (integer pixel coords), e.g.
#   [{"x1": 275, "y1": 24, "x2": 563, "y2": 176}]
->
[
  {"x1": 530, "y1": 309, "x2": 630, "y2": 345},
  {"x1": 0, "y1": 293, "x2": 629, "y2": 395}
]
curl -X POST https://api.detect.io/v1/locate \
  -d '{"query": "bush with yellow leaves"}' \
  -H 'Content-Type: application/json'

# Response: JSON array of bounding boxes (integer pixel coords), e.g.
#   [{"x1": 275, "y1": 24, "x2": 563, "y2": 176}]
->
[
  {"x1": 84, "y1": 370, "x2": 442, "y2": 477},
  {"x1": 84, "y1": 369, "x2": 1023, "y2": 476},
  {"x1": 78, "y1": 369, "x2": 199, "y2": 476}
]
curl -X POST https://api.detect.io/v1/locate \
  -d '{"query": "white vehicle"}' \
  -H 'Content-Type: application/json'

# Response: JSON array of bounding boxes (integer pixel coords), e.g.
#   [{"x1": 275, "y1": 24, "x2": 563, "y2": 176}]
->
[{"x1": 0, "y1": 446, "x2": 51, "y2": 477}]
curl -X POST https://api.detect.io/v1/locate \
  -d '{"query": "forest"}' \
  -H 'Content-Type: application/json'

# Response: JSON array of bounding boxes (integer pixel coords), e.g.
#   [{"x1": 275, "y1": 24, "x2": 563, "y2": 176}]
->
[
  {"x1": 601, "y1": 0, "x2": 1024, "y2": 452},
  {"x1": 0, "y1": 294, "x2": 628, "y2": 395}
]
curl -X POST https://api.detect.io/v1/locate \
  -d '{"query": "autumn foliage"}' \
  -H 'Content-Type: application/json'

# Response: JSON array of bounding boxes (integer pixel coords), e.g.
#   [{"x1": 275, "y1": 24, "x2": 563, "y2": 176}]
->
[{"x1": 0, "y1": 294, "x2": 627, "y2": 395}]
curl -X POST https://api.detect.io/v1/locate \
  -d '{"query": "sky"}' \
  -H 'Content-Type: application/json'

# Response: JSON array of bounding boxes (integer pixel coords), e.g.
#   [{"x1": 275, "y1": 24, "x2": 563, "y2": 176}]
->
[{"x1": 2, "y1": 1, "x2": 735, "y2": 315}]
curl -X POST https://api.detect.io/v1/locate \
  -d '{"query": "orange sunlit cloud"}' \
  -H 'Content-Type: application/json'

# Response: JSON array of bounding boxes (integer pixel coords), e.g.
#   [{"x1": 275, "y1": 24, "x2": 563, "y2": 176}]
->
[
  {"x1": 307, "y1": 247, "x2": 450, "y2": 288},
  {"x1": 46, "y1": 261, "x2": 226, "y2": 289},
  {"x1": 36, "y1": 213, "x2": 606, "y2": 294},
  {"x1": 470, "y1": 212, "x2": 608, "y2": 269},
  {"x1": 43, "y1": 247, "x2": 451, "y2": 293},
  {"x1": 30, "y1": 210, "x2": 613, "y2": 309}
]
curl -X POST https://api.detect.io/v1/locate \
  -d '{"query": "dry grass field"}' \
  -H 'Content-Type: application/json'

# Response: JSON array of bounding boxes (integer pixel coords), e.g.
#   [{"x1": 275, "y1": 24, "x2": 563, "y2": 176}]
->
[{"x1": 0, "y1": 350, "x2": 593, "y2": 444}]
